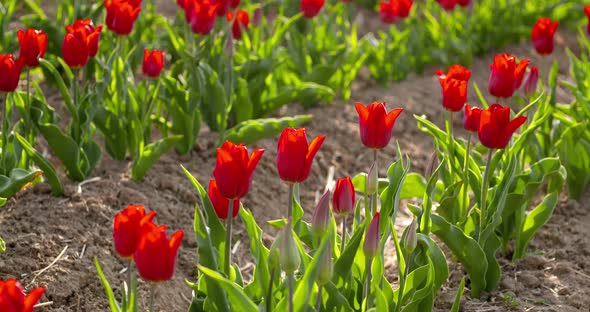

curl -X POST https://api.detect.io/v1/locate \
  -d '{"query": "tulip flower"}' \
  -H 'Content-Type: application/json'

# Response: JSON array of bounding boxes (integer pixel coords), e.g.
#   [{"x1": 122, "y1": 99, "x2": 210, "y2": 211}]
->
[
  {"x1": 463, "y1": 104, "x2": 482, "y2": 133},
  {"x1": 134, "y1": 227, "x2": 184, "y2": 282},
  {"x1": 279, "y1": 221, "x2": 300, "y2": 274},
  {"x1": 301, "y1": 0, "x2": 325, "y2": 19},
  {"x1": 212, "y1": 0, "x2": 231, "y2": 16},
  {"x1": 208, "y1": 179, "x2": 240, "y2": 219},
  {"x1": 585, "y1": 5, "x2": 590, "y2": 35},
  {"x1": 380, "y1": 0, "x2": 412, "y2": 23},
  {"x1": 189, "y1": 1, "x2": 219, "y2": 35},
  {"x1": 227, "y1": 10, "x2": 249, "y2": 40},
  {"x1": 333, "y1": 176, "x2": 355, "y2": 216},
  {"x1": 17, "y1": 29, "x2": 47, "y2": 67},
  {"x1": 312, "y1": 191, "x2": 331, "y2": 236},
  {"x1": 457, "y1": 0, "x2": 470, "y2": 7},
  {"x1": 104, "y1": 0, "x2": 141, "y2": 35},
  {"x1": 142, "y1": 49, "x2": 165, "y2": 78},
  {"x1": 396, "y1": 0, "x2": 413, "y2": 18},
  {"x1": 62, "y1": 20, "x2": 103, "y2": 68},
  {"x1": 436, "y1": 64, "x2": 471, "y2": 112},
  {"x1": 478, "y1": 104, "x2": 527, "y2": 149},
  {"x1": 488, "y1": 53, "x2": 529, "y2": 98},
  {"x1": 0, "y1": 54, "x2": 24, "y2": 92},
  {"x1": 363, "y1": 212, "x2": 380, "y2": 259},
  {"x1": 0, "y1": 279, "x2": 45, "y2": 312},
  {"x1": 531, "y1": 17, "x2": 559, "y2": 55},
  {"x1": 213, "y1": 141, "x2": 264, "y2": 200},
  {"x1": 355, "y1": 102, "x2": 403, "y2": 150},
  {"x1": 276, "y1": 128, "x2": 325, "y2": 183},
  {"x1": 113, "y1": 204, "x2": 157, "y2": 258},
  {"x1": 522, "y1": 66, "x2": 539, "y2": 98},
  {"x1": 402, "y1": 219, "x2": 417, "y2": 253},
  {"x1": 436, "y1": 0, "x2": 457, "y2": 11},
  {"x1": 69, "y1": 20, "x2": 103, "y2": 58}
]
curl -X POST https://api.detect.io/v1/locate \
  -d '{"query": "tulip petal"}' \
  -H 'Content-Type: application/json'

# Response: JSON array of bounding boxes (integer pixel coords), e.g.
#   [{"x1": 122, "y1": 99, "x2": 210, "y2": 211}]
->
[
  {"x1": 23, "y1": 287, "x2": 45, "y2": 312},
  {"x1": 385, "y1": 108, "x2": 403, "y2": 129}
]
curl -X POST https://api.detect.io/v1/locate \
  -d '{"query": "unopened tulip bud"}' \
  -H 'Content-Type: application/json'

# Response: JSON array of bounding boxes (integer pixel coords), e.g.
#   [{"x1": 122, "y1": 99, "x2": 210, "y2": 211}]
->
[
  {"x1": 317, "y1": 242, "x2": 333, "y2": 286},
  {"x1": 366, "y1": 162, "x2": 378, "y2": 195},
  {"x1": 269, "y1": 231, "x2": 282, "y2": 271},
  {"x1": 523, "y1": 66, "x2": 539, "y2": 98},
  {"x1": 280, "y1": 220, "x2": 300, "y2": 274},
  {"x1": 402, "y1": 219, "x2": 418, "y2": 253},
  {"x1": 312, "y1": 191, "x2": 331, "y2": 236},
  {"x1": 363, "y1": 212, "x2": 380, "y2": 259},
  {"x1": 252, "y1": 8, "x2": 262, "y2": 27},
  {"x1": 424, "y1": 151, "x2": 439, "y2": 178}
]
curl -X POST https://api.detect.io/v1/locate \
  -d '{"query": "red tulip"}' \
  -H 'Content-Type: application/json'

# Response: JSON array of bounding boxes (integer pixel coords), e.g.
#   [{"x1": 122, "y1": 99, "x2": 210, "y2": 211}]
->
[
  {"x1": 0, "y1": 279, "x2": 45, "y2": 312},
  {"x1": 189, "y1": 1, "x2": 219, "y2": 35},
  {"x1": 212, "y1": 0, "x2": 231, "y2": 16},
  {"x1": 227, "y1": 10, "x2": 249, "y2": 40},
  {"x1": 436, "y1": 64, "x2": 471, "y2": 112},
  {"x1": 311, "y1": 191, "x2": 331, "y2": 236},
  {"x1": 134, "y1": 227, "x2": 184, "y2": 282},
  {"x1": 213, "y1": 141, "x2": 264, "y2": 200},
  {"x1": 208, "y1": 179, "x2": 240, "y2": 219},
  {"x1": 463, "y1": 104, "x2": 482, "y2": 132},
  {"x1": 69, "y1": 19, "x2": 103, "y2": 58},
  {"x1": 457, "y1": 0, "x2": 470, "y2": 7},
  {"x1": 230, "y1": 0, "x2": 240, "y2": 8},
  {"x1": 104, "y1": 0, "x2": 141, "y2": 35},
  {"x1": 252, "y1": 8, "x2": 262, "y2": 27},
  {"x1": 332, "y1": 176, "x2": 355, "y2": 216},
  {"x1": 276, "y1": 128, "x2": 326, "y2": 183},
  {"x1": 522, "y1": 66, "x2": 539, "y2": 98},
  {"x1": 478, "y1": 104, "x2": 527, "y2": 149},
  {"x1": 396, "y1": 0, "x2": 413, "y2": 18},
  {"x1": 301, "y1": 0, "x2": 325, "y2": 19},
  {"x1": 355, "y1": 102, "x2": 403, "y2": 149},
  {"x1": 113, "y1": 204, "x2": 157, "y2": 258},
  {"x1": 380, "y1": 1, "x2": 398, "y2": 24},
  {"x1": 585, "y1": 5, "x2": 590, "y2": 35},
  {"x1": 531, "y1": 17, "x2": 559, "y2": 55},
  {"x1": 436, "y1": 0, "x2": 457, "y2": 11},
  {"x1": 142, "y1": 49, "x2": 165, "y2": 78},
  {"x1": 17, "y1": 29, "x2": 47, "y2": 67},
  {"x1": 488, "y1": 53, "x2": 529, "y2": 98},
  {"x1": 363, "y1": 212, "x2": 380, "y2": 259},
  {"x1": 0, "y1": 54, "x2": 24, "y2": 92}
]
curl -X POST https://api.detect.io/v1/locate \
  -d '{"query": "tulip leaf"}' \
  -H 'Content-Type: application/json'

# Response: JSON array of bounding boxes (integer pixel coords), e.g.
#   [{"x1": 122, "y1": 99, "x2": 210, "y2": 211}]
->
[
  {"x1": 380, "y1": 154, "x2": 411, "y2": 228},
  {"x1": 197, "y1": 265, "x2": 257, "y2": 312},
  {"x1": 14, "y1": 132, "x2": 63, "y2": 196},
  {"x1": 400, "y1": 173, "x2": 427, "y2": 199},
  {"x1": 0, "y1": 168, "x2": 41, "y2": 198},
  {"x1": 513, "y1": 192, "x2": 558, "y2": 260},
  {"x1": 351, "y1": 174, "x2": 389, "y2": 196},
  {"x1": 333, "y1": 222, "x2": 365, "y2": 283},
  {"x1": 238, "y1": 207, "x2": 271, "y2": 299},
  {"x1": 224, "y1": 115, "x2": 312, "y2": 145},
  {"x1": 431, "y1": 214, "x2": 487, "y2": 298},
  {"x1": 451, "y1": 277, "x2": 466, "y2": 312},
  {"x1": 131, "y1": 135, "x2": 183, "y2": 181},
  {"x1": 323, "y1": 281, "x2": 354, "y2": 311},
  {"x1": 416, "y1": 233, "x2": 448, "y2": 290},
  {"x1": 94, "y1": 257, "x2": 122, "y2": 312}
]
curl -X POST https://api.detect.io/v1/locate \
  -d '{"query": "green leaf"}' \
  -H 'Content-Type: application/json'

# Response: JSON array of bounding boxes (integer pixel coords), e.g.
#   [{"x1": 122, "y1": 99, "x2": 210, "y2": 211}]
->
[
  {"x1": 431, "y1": 214, "x2": 487, "y2": 298},
  {"x1": 238, "y1": 208, "x2": 271, "y2": 300},
  {"x1": 14, "y1": 132, "x2": 63, "y2": 196},
  {"x1": 94, "y1": 257, "x2": 121, "y2": 312},
  {"x1": 416, "y1": 234, "x2": 448, "y2": 290},
  {"x1": 0, "y1": 235, "x2": 5, "y2": 253},
  {"x1": 131, "y1": 135, "x2": 183, "y2": 181},
  {"x1": 351, "y1": 174, "x2": 389, "y2": 196},
  {"x1": 451, "y1": 277, "x2": 465, "y2": 312},
  {"x1": 400, "y1": 173, "x2": 426, "y2": 199},
  {"x1": 0, "y1": 168, "x2": 41, "y2": 198},
  {"x1": 224, "y1": 115, "x2": 312, "y2": 145},
  {"x1": 197, "y1": 266, "x2": 258, "y2": 312},
  {"x1": 513, "y1": 193, "x2": 558, "y2": 260},
  {"x1": 34, "y1": 122, "x2": 86, "y2": 181},
  {"x1": 333, "y1": 223, "x2": 365, "y2": 283}
]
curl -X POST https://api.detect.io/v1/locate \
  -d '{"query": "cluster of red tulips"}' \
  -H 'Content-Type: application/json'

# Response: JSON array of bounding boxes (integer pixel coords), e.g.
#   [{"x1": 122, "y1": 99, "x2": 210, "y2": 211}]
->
[{"x1": 176, "y1": 0, "x2": 250, "y2": 39}]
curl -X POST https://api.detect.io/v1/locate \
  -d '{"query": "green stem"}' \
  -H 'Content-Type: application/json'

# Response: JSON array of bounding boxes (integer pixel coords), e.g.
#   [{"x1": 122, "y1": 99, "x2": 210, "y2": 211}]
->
[
  {"x1": 266, "y1": 268, "x2": 275, "y2": 312},
  {"x1": 371, "y1": 149, "x2": 378, "y2": 215},
  {"x1": 224, "y1": 198, "x2": 234, "y2": 275},
  {"x1": 72, "y1": 69, "x2": 80, "y2": 143},
  {"x1": 315, "y1": 285, "x2": 322, "y2": 311},
  {"x1": 149, "y1": 283, "x2": 156, "y2": 312},
  {"x1": 396, "y1": 256, "x2": 410, "y2": 312},
  {"x1": 478, "y1": 149, "x2": 494, "y2": 244},
  {"x1": 461, "y1": 133, "x2": 472, "y2": 221},
  {"x1": 340, "y1": 215, "x2": 347, "y2": 253},
  {"x1": 1, "y1": 93, "x2": 8, "y2": 173},
  {"x1": 287, "y1": 183, "x2": 294, "y2": 220},
  {"x1": 364, "y1": 258, "x2": 373, "y2": 311},
  {"x1": 288, "y1": 273, "x2": 294, "y2": 312},
  {"x1": 447, "y1": 111, "x2": 455, "y2": 181},
  {"x1": 127, "y1": 259, "x2": 133, "y2": 293}
]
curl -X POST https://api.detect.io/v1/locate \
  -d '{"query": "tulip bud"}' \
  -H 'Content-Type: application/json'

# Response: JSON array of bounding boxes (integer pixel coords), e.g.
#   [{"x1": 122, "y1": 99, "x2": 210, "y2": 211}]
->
[
  {"x1": 522, "y1": 66, "x2": 539, "y2": 98},
  {"x1": 402, "y1": 219, "x2": 418, "y2": 253},
  {"x1": 252, "y1": 8, "x2": 262, "y2": 27},
  {"x1": 312, "y1": 191, "x2": 331, "y2": 236},
  {"x1": 366, "y1": 162, "x2": 378, "y2": 195},
  {"x1": 316, "y1": 242, "x2": 333, "y2": 286},
  {"x1": 332, "y1": 176, "x2": 355, "y2": 216},
  {"x1": 280, "y1": 220, "x2": 300, "y2": 274},
  {"x1": 269, "y1": 230, "x2": 283, "y2": 270},
  {"x1": 363, "y1": 212, "x2": 380, "y2": 259},
  {"x1": 424, "y1": 151, "x2": 439, "y2": 179}
]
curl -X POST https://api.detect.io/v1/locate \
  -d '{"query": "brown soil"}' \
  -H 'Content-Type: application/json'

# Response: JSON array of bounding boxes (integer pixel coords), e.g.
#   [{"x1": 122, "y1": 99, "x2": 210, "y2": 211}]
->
[{"x1": 1, "y1": 6, "x2": 589, "y2": 312}]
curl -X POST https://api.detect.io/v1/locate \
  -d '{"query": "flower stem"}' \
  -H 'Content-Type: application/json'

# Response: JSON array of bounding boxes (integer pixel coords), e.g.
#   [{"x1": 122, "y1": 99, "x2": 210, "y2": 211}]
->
[
  {"x1": 341, "y1": 215, "x2": 347, "y2": 253},
  {"x1": 447, "y1": 111, "x2": 456, "y2": 181},
  {"x1": 315, "y1": 285, "x2": 322, "y2": 311},
  {"x1": 288, "y1": 273, "x2": 295, "y2": 312},
  {"x1": 364, "y1": 258, "x2": 372, "y2": 311},
  {"x1": 1, "y1": 94, "x2": 8, "y2": 174},
  {"x1": 396, "y1": 256, "x2": 410, "y2": 312},
  {"x1": 461, "y1": 133, "x2": 472, "y2": 221},
  {"x1": 149, "y1": 283, "x2": 157, "y2": 312},
  {"x1": 224, "y1": 199, "x2": 234, "y2": 275},
  {"x1": 287, "y1": 183, "x2": 294, "y2": 220},
  {"x1": 371, "y1": 149, "x2": 378, "y2": 215},
  {"x1": 72, "y1": 69, "x2": 80, "y2": 143},
  {"x1": 266, "y1": 268, "x2": 275, "y2": 312},
  {"x1": 478, "y1": 149, "x2": 494, "y2": 244}
]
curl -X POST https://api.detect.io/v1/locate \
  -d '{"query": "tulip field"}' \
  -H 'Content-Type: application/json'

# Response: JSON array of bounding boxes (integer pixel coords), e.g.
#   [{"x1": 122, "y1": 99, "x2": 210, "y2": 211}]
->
[{"x1": 2, "y1": 0, "x2": 590, "y2": 311}]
